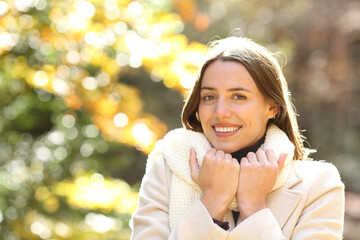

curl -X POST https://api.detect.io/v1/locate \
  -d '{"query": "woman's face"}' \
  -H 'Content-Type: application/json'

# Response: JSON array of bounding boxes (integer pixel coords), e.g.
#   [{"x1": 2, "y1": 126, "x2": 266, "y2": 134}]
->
[{"x1": 198, "y1": 60, "x2": 277, "y2": 153}]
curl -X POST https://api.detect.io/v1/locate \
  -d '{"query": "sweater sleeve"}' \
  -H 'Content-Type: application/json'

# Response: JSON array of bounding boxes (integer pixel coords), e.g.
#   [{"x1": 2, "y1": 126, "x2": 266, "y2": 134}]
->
[
  {"x1": 227, "y1": 162, "x2": 344, "y2": 240},
  {"x1": 130, "y1": 153, "x2": 173, "y2": 239},
  {"x1": 130, "y1": 153, "x2": 229, "y2": 240}
]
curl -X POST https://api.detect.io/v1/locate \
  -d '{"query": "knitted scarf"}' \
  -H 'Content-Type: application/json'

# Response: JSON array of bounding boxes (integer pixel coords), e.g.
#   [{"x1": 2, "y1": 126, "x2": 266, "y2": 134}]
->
[{"x1": 146, "y1": 124, "x2": 295, "y2": 230}]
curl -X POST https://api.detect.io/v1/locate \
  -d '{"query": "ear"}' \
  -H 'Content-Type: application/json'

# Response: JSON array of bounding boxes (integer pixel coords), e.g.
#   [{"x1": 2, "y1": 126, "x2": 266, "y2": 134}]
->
[{"x1": 267, "y1": 102, "x2": 279, "y2": 119}]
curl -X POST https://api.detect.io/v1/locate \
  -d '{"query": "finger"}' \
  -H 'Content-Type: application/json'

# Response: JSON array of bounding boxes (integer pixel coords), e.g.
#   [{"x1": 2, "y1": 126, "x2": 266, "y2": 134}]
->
[
  {"x1": 256, "y1": 150, "x2": 267, "y2": 166},
  {"x1": 206, "y1": 148, "x2": 217, "y2": 155},
  {"x1": 240, "y1": 157, "x2": 250, "y2": 167},
  {"x1": 224, "y1": 153, "x2": 233, "y2": 162},
  {"x1": 232, "y1": 158, "x2": 240, "y2": 174},
  {"x1": 215, "y1": 149, "x2": 225, "y2": 161},
  {"x1": 189, "y1": 148, "x2": 200, "y2": 182},
  {"x1": 246, "y1": 152, "x2": 258, "y2": 165},
  {"x1": 277, "y1": 153, "x2": 288, "y2": 170},
  {"x1": 204, "y1": 148, "x2": 216, "y2": 161},
  {"x1": 265, "y1": 149, "x2": 277, "y2": 164},
  {"x1": 232, "y1": 158, "x2": 240, "y2": 167}
]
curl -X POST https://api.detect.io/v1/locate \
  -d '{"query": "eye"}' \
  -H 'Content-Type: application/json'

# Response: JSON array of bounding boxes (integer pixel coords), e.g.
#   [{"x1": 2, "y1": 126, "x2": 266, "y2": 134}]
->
[
  {"x1": 233, "y1": 94, "x2": 246, "y2": 100},
  {"x1": 202, "y1": 94, "x2": 215, "y2": 101}
]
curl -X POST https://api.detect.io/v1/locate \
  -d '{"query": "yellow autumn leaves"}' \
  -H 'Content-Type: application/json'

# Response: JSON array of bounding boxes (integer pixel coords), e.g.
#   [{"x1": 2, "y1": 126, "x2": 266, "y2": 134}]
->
[{"x1": 0, "y1": 0, "x2": 206, "y2": 153}]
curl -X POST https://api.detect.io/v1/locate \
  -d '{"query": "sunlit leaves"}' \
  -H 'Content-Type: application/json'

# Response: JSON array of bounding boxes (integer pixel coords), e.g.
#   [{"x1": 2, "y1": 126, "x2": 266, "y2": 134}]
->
[
  {"x1": 13, "y1": 172, "x2": 138, "y2": 238},
  {"x1": 10, "y1": 210, "x2": 131, "y2": 239},
  {"x1": 0, "y1": 0, "x2": 208, "y2": 239},
  {"x1": 0, "y1": 0, "x2": 207, "y2": 152},
  {"x1": 55, "y1": 172, "x2": 138, "y2": 214}
]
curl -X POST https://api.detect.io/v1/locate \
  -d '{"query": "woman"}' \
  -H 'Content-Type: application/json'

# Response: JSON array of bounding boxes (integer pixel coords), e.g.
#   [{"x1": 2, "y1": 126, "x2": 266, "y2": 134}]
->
[{"x1": 130, "y1": 37, "x2": 344, "y2": 239}]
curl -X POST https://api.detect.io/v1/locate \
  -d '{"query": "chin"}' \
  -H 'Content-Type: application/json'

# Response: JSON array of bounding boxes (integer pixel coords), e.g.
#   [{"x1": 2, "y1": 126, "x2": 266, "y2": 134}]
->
[{"x1": 213, "y1": 143, "x2": 239, "y2": 153}]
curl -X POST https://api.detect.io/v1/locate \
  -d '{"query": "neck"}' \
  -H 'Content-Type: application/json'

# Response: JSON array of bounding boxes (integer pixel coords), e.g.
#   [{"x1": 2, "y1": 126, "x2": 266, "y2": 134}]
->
[{"x1": 231, "y1": 135, "x2": 266, "y2": 162}]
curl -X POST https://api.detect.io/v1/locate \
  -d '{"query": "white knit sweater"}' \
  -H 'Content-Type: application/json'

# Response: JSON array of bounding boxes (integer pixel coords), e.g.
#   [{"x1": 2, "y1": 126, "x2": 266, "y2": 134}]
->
[{"x1": 146, "y1": 124, "x2": 295, "y2": 230}]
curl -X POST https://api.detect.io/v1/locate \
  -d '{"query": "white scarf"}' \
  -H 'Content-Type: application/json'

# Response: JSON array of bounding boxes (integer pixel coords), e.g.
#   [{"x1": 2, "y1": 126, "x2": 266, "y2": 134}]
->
[{"x1": 147, "y1": 124, "x2": 295, "y2": 230}]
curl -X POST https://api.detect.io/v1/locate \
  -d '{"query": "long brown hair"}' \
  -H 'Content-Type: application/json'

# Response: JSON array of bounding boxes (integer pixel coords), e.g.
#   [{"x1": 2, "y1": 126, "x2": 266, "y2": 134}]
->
[{"x1": 181, "y1": 37, "x2": 312, "y2": 160}]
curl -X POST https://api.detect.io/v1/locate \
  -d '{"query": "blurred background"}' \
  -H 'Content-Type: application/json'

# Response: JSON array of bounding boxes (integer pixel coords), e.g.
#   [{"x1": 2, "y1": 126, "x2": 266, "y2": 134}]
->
[{"x1": 0, "y1": 0, "x2": 359, "y2": 239}]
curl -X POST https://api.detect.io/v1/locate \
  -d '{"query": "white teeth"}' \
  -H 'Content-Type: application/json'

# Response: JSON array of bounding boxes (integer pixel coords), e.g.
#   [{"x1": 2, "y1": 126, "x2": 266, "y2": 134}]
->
[{"x1": 215, "y1": 126, "x2": 240, "y2": 133}]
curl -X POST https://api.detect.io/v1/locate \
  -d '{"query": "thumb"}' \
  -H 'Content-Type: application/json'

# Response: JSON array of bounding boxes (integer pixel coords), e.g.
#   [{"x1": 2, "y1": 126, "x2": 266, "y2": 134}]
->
[
  {"x1": 277, "y1": 153, "x2": 288, "y2": 171},
  {"x1": 189, "y1": 148, "x2": 200, "y2": 183}
]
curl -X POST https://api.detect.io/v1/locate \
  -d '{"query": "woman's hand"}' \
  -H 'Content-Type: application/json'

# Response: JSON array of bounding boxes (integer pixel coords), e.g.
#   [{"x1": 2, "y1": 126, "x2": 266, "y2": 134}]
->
[
  {"x1": 189, "y1": 148, "x2": 240, "y2": 220},
  {"x1": 236, "y1": 149, "x2": 287, "y2": 220}
]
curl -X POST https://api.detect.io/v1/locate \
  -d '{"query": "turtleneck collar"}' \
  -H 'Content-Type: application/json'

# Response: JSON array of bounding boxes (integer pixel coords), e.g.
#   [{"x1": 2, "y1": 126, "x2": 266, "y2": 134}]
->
[{"x1": 231, "y1": 134, "x2": 266, "y2": 163}]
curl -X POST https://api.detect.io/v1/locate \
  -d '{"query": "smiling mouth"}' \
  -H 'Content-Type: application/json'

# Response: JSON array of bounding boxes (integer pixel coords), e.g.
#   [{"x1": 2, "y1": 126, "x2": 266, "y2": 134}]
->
[{"x1": 214, "y1": 126, "x2": 241, "y2": 133}]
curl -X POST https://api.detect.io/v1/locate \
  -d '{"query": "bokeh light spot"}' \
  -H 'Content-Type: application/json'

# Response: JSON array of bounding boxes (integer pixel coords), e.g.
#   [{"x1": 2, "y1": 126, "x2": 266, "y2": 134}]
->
[
  {"x1": 0, "y1": 1, "x2": 9, "y2": 16},
  {"x1": 34, "y1": 71, "x2": 49, "y2": 87},
  {"x1": 34, "y1": 0, "x2": 47, "y2": 10},
  {"x1": 56, "y1": 19, "x2": 69, "y2": 33},
  {"x1": 82, "y1": 76, "x2": 97, "y2": 90},
  {"x1": 129, "y1": 55, "x2": 142, "y2": 68},
  {"x1": 85, "y1": 32, "x2": 99, "y2": 45},
  {"x1": 132, "y1": 123, "x2": 152, "y2": 146},
  {"x1": 104, "y1": 0, "x2": 117, "y2": 11},
  {"x1": 56, "y1": 65, "x2": 70, "y2": 78},
  {"x1": 31, "y1": 221, "x2": 52, "y2": 239},
  {"x1": 35, "y1": 186, "x2": 50, "y2": 201},
  {"x1": 36, "y1": 146, "x2": 52, "y2": 161},
  {"x1": 128, "y1": 1, "x2": 143, "y2": 17},
  {"x1": 85, "y1": 213, "x2": 117, "y2": 233},
  {"x1": 62, "y1": 115, "x2": 76, "y2": 128},
  {"x1": 5, "y1": 206, "x2": 18, "y2": 220},
  {"x1": 14, "y1": 0, "x2": 34, "y2": 12},
  {"x1": 114, "y1": 113, "x2": 129, "y2": 128},
  {"x1": 90, "y1": 173, "x2": 104, "y2": 185},
  {"x1": 114, "y1": 21, "x2": 128, "y2": 35},
  {"x1": 19, "y1": 14, "x2": 35, "y2": 29},
  {"x1": 0, "y1": 32, "x2": 19, "y2": 50},
  {"x1": 54, "y1": 222, "x2": 72, "y2": 238},
  {"x1": 68, "y1": 13, "x2": 88, "y2": 30},
  {"x1": 97, "y1": 73, "x2": 110, "y2": 87},
  {"x1": 66, "y1": 127, "x2": 78, "y2": 140},
  {"x1": 82, "y1": 124, "x2": 99, "y2": 138},
  {"x1": 80, "y1": 143, "x2": 94, "y2": 157},
  {"x1": 76, "y1": 0, "x2": 95, "y2": 19},
  {"x1": 54, "y1": 147, "x2": 68, "y2": 161},
  {"x1": 53, "y1": 78, "x2": 70, "y2": 96},
  {"x1": 66, "y1": 50, "x2": 80, "y2": 64},
  {"x1": 116, "y1": 53, "x2": 129, "y2": 66},
  {"x1": 48, "y1": 131, "x2": 65, "y2": 145}
]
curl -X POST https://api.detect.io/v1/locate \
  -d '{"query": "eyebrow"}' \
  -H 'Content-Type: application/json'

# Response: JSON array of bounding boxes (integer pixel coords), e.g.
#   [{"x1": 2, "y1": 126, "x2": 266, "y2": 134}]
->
[{"x1": 200, "y1": 86, "x2": 252, "y2": 93}]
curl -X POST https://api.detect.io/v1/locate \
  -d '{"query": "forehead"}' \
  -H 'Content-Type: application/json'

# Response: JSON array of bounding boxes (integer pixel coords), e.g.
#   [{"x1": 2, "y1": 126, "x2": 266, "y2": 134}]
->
[{"x1": 201, "y1": 60, "x2": 258, "y2": 90}]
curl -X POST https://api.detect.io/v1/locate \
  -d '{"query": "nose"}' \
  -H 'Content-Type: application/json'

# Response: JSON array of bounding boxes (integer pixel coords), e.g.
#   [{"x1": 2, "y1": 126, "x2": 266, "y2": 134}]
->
[{"x1": 215, "y1": 98, "x2": 232, "y2": 119}]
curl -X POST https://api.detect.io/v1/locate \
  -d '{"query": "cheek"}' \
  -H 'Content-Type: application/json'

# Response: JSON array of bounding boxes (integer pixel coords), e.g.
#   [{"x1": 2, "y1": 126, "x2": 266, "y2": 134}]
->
[
  {"x1": 252, "y1": 106, "x2": 271, "y2": 127},
  {"x1": 198, "y1": 104, "x2": 210, "y2": 122},
  {"x1": 237, "y1": 103, "x2": 268, "y2": 122},
  {"x1": 233, "y1": 104, "x2": 255, "y2": 117}
]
